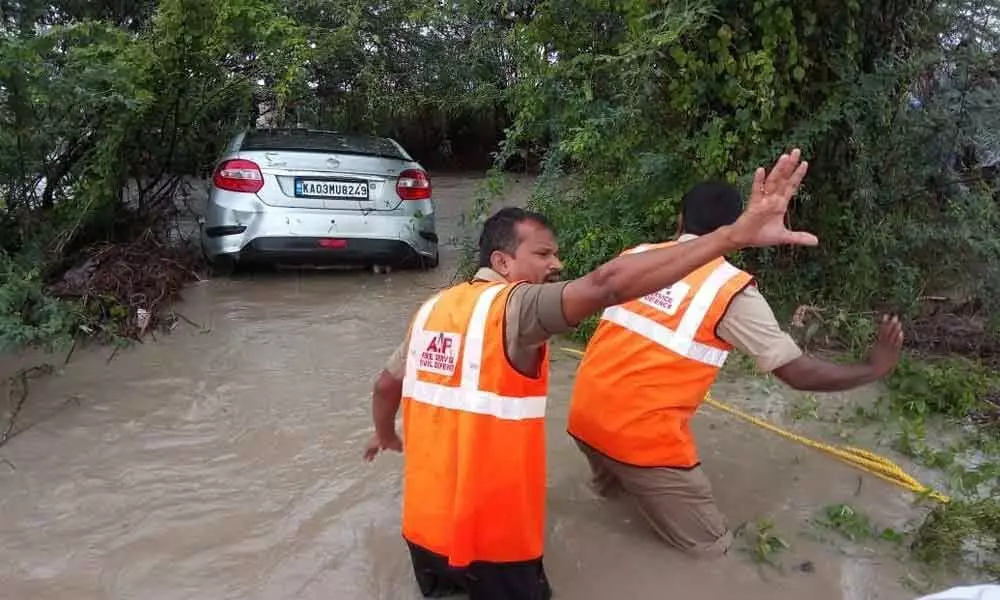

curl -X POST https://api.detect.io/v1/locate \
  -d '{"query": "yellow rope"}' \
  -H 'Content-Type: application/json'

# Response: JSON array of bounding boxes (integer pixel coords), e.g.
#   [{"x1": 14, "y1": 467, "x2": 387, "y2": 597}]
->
[{"x1": 559, "y1": 346, "x2": 950, "y2": 504}]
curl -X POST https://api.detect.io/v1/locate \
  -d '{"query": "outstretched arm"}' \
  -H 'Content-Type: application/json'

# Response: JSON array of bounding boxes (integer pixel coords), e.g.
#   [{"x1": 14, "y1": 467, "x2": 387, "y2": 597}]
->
[
  {"x1": 773, "y1": 316, "x2": 904, "y2": 391},
  {"x1": 719, "y1": 287, "x2": 904, "y2": 392}
]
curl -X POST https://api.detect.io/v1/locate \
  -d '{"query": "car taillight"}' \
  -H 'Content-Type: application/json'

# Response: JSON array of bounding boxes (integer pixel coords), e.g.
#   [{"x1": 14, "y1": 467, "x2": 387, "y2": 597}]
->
[
  {"x1": 213, "y1": 159, "x2": 264, "y2": 193},
  {"x1": 396, "y1": 169, "x2": 431, "y2": 200}
]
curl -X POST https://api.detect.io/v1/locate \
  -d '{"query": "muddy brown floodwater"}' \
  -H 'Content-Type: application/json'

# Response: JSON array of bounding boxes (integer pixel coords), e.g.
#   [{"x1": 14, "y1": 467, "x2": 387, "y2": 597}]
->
[{"x1": 0, "y1": 175, "x2": 936, "y2": 600}]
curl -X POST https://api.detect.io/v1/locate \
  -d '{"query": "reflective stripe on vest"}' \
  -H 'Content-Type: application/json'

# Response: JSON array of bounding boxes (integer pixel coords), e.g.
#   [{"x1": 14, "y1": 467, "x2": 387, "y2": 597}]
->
[
  {"x1": 600, "y1": 306, "x2": 728, "y2": 368},
  {"x1": 403, "y1": 284, "x2": 547, "y2": 420},
  {"x1": 599, "y1": 259, "x2": 743, "y2": 368}
]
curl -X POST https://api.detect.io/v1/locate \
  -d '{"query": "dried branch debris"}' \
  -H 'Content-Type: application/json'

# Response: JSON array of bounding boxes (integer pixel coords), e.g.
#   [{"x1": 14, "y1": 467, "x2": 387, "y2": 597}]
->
[{"x1": 47, "y1": 229, "x2": 205, "y2": 340}]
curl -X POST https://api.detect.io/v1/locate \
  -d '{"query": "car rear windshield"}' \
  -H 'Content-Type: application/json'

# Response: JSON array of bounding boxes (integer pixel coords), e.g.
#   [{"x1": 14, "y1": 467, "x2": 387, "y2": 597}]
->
[{"x1": 240, "y1": 130, "x2": 409, "y2": 160}]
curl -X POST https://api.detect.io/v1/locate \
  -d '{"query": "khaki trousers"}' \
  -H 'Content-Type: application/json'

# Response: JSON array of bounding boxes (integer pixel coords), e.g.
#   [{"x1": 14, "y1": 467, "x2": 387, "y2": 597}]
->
[{"x1": 575, "y1": 439, "x2": 733, "y2": 558}]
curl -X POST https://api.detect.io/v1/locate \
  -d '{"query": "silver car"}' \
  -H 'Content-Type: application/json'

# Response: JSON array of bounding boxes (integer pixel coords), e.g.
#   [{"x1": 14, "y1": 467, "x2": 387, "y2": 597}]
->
[{"x1": 202, "y1": 128, "x2": 438, "y2": 271}]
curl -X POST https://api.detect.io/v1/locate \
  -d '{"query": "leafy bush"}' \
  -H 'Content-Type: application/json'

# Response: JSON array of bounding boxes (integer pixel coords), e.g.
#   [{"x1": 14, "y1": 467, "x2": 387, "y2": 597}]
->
[
  {"x1": 0, "y1": 253, "x2": 80, "y2": 351},
  {"x1": 886, "y1": 354, "x2": 996, "y2": 418}
]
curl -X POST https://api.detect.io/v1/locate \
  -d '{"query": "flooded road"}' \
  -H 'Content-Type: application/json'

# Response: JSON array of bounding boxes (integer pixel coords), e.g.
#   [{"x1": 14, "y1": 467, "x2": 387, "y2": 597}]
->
[{"x1": 1, "y1": 176, "x2": 927, "y2": 599}]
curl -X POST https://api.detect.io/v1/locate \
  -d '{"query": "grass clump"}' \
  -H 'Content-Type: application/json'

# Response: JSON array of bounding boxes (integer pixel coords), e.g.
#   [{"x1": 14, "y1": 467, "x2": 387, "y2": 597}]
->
[
  {"x1": 911, "y1": 499, "x2": 1000, "y2": 578},
  {"x1": 734, "y1": 518, "x2": 791, "y2": 571},
  {"x1": 814, "y1": 503, "x2": 904, "y2": 544}
]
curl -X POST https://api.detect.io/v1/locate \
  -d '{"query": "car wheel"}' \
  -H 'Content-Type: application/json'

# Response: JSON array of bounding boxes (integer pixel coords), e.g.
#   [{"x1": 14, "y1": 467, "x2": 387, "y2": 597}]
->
[
  {"x1": 421, "y1": 249, "x2": 440, "y2": 270},
  {"x1": 209, "y1": 254, "x2": 238, "y2": 277}
]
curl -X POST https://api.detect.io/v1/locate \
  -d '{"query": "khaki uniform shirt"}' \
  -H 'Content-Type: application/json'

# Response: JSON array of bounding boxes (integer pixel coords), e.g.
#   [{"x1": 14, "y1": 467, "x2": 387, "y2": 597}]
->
[
  {"x1": 384, "y1": 268, "x2": 572, "y2": 378},
  {"x1": 384, "y1": 239, "x2": 802, "y2": 378},
  {"x1": 674, "y1": 234, "x2": 804, "y2": 372}
]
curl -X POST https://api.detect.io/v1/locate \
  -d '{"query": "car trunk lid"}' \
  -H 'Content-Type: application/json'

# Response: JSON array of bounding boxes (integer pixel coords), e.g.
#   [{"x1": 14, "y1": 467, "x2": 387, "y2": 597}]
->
[{"x1": 238, "y1": 131, "x2": 413, "y2": 212}]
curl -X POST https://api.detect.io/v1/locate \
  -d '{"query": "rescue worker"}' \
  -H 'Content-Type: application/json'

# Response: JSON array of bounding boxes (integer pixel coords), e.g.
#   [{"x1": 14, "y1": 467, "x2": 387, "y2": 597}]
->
[
  {"x1": 364, "y1": 150, "x2": 815, "y2": 599},
  {"x1": 566, "y1": 179, "x2": 905, "y2": 560}
]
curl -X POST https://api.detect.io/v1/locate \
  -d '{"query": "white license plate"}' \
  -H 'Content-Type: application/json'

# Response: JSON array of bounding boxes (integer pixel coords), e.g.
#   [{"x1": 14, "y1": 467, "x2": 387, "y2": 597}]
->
[{"x1": 295, "y1": 179, "x2": 369, "y2": 199}]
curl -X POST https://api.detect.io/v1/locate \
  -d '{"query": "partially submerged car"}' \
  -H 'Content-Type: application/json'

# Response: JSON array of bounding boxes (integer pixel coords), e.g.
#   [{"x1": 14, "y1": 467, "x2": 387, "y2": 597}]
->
[{"x1": 202, "y1": 128, "x2": 438, "y2": 272}]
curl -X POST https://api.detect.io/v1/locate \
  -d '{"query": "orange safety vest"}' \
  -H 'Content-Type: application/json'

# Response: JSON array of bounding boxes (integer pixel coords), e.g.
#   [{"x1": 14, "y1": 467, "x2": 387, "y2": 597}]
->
[
  {"x1": 401, "y1": 280, "x2": 550, "y2": 567},
  {"x1": 567, "y1": 241, "x2": 753, "y2": 468}
]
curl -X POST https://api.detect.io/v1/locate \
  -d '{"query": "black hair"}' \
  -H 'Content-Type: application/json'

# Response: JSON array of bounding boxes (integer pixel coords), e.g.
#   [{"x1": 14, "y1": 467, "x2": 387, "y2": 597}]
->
[
  {"x1": 680, "y1": 180, "x2": 744, "y2": 235},
  {"x1": 477, "y1": 207, "x2": 554, "y2": 268}
]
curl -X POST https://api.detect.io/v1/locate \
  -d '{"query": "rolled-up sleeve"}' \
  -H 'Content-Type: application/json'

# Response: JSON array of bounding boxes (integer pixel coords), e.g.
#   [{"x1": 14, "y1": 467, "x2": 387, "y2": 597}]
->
[
  {"x1": 383, "y1": 336, "x2": 408, "y2": 379},
  {"x1": 716, "y1": 285, "x2": 803, "y2": 373},
  {"x1": 508, "y1": 281, "x2": 573, "y2": 349},
  {"x1": 496, "y1": 281, "x2": 573, "y2": 377}
]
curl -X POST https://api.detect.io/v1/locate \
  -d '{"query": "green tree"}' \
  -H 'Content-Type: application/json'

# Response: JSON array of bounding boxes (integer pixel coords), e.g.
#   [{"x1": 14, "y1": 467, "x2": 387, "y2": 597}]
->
[{"x1": 0, "y1": 0, "x2": 306, "y2": 347}]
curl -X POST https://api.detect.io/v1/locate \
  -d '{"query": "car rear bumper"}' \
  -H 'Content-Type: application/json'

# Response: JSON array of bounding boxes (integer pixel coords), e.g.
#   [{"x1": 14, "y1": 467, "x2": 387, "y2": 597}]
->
[
  {"x1": 236, "y1": 236, "x2": 426, "y2": 266},
  {"x1": 202, "y1": 194, "x2": 436, "y2": 266}
]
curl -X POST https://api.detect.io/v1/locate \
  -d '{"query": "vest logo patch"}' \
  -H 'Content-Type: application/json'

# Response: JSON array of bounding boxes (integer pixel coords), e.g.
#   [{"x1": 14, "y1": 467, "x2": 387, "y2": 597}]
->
[
  {"x1": 418, "y1": 331, "x2": 461, "y2": 376},
  {"x1": 639, "y1": 281, "x2": 691, "y2": 316}
]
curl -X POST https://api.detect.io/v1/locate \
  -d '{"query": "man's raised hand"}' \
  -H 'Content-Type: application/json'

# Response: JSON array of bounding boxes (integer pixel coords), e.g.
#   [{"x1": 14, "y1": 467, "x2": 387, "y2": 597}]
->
[{"x1": 728, "y1": 149, "x2": 816, "y2": 249}]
